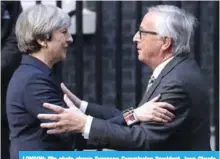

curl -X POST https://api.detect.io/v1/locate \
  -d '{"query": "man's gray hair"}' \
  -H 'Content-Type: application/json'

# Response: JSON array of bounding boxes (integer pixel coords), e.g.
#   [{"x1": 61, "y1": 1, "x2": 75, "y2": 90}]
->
[
  {"x1": 148, "y1": 5, "x2": 197, "y2": 55},
  {"x1": 15, "y1": 4, "x2": 71, "y2": 53}
]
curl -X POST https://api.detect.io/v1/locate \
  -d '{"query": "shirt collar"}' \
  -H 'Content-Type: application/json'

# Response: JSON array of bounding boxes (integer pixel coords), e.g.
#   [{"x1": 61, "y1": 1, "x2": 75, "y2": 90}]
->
[
  {"x1": 152, "y1": 56, "x2": 174, "y2": 79},
  {"x1": 21, "y1": 55, "x2": 52, "y2": 75}
]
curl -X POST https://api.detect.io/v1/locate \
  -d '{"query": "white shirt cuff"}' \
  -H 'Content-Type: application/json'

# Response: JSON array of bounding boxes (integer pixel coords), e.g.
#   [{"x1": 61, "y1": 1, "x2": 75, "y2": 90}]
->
[
  {"x1": 82, "y1": 115, "x2": 93, "y2": 139},
  {"x1": 80, "y1": 101, "x2": 88, "y2": 113},
  {"x1": 134, "y1": 109, "x2": 140, "y2": 122}
]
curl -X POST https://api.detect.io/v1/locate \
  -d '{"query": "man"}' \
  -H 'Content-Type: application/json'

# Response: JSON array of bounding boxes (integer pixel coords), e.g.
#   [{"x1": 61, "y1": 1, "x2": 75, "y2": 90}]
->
[{"x1": 38, "y1": 5, "x2": 211, "y2": 150}]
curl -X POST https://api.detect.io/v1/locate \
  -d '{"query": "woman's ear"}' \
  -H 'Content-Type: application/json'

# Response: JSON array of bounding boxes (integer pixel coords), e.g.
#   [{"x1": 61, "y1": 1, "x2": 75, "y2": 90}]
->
[
  {"x1": 36, "y1": 39, "x2": 47, "y2": 48},
  {"x1": 36, "y1": 34, "x2": 51, "y2": 48}
]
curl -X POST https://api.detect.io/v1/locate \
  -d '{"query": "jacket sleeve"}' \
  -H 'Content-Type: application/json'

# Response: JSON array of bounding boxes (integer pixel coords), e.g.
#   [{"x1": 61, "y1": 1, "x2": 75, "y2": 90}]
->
[
  {"x1": 23, "y1": 74, "x2": 74, "y2": 142},
  {"x1": 86, "y1": 102, "x2": 127, "y2": 125},
  {"x1": 23, "y1": 74, "x2": 65, "y2": 118},
  {"x1": 87, "y1": 81, "x2": 190, "y2": 150},
  {"x1": 86, "y1": 103, "x2": 122, "y2": 120}
]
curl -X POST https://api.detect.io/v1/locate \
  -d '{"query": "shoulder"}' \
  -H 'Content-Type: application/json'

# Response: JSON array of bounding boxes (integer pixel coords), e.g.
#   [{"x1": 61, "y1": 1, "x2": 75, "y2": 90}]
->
[
  {"x1": 9, "y1": 64, "x2": 52, "y2": 90},
  {"x1": 166, "y1": 57, "x2": 204, "y2": 83},
  {"x1": 161, "y1": 57, "x2": 208, "y2": 95}
]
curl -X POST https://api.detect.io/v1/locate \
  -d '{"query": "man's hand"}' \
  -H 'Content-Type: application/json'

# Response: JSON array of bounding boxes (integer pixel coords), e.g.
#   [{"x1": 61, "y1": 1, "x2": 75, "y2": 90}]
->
[
  {"x1": 134, "y1": 95, "x2": 176, "y2": 123},
  {"x1": 38, "y1": 94, "x2": 87, "y2": 134},
  {"x1": 61, "y1": 82, "x2": 81, "y2": 108}
]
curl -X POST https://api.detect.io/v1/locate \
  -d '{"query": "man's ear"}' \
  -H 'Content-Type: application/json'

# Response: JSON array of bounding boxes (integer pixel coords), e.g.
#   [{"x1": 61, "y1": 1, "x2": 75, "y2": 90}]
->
[{"x1": 161, "y1": 37, "x2": 172, "y2": 51}]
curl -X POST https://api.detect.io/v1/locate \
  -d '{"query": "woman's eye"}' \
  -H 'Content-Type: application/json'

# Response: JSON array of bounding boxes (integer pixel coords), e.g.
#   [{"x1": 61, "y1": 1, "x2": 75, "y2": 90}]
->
[{"x1": 62, "y1": 30, "x2": 67, "y2": 34}]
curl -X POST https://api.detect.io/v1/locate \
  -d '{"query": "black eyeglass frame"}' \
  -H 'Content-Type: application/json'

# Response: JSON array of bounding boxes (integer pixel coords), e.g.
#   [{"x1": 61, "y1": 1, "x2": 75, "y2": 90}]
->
[{"x1": 139, "y1": 29, "x2": 158, "y2": 39}]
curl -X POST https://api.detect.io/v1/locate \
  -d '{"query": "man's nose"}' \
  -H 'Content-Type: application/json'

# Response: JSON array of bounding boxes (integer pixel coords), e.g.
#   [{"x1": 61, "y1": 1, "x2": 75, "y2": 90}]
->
[{"x1": 133, "y1": 31, "x2": 139, "y2": 43}]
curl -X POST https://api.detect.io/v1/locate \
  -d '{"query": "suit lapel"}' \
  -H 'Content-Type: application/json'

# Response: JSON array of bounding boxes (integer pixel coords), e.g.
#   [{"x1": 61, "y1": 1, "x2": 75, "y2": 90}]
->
[{"x1": 139, "y1": 54, "x2": 189, "y2": 106}]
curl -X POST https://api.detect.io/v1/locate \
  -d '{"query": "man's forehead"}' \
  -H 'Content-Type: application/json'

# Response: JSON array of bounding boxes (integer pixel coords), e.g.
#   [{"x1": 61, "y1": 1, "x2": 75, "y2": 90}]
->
[{"x1": 140, "y1": 12, "x2": 157, "y2": 29}]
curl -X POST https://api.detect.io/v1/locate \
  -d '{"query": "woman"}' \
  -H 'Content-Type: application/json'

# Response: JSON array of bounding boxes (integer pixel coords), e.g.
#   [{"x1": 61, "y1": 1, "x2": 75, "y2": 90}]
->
[{"x1": 6, "y1": 4, "x2": 73, "y2": 159}]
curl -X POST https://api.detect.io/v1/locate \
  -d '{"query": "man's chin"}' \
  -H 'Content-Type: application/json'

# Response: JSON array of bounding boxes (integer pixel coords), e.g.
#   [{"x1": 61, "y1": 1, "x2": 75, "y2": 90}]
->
[{"x1": 138, "y1": 54, "x2": 143, "y2": 62}]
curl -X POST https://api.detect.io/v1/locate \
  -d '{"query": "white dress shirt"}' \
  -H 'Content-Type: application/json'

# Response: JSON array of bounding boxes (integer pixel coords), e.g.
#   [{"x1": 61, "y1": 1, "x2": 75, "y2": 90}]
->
[
  {"x1": 80, "y1": 56, "x2": 174, "y2": 139},
  {"x1": 152, "y1": 56, "x2": 174, "y2": 79}
]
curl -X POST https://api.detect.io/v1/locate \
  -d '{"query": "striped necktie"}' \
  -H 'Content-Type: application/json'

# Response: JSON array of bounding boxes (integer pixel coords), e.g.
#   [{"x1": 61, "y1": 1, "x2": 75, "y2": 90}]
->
[{"x1": 146, "y1": 75, "x2": 155, "y2": 92}]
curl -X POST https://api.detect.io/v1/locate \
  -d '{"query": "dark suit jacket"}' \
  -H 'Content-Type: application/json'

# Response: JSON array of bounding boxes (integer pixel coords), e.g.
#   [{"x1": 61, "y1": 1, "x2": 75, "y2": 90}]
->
[
  {"x1": 82, "y1": 53, "x2": 211, "y2": 150},
  {"x1": 6, "y1": 55, "x2": 74, "y2": 159}
]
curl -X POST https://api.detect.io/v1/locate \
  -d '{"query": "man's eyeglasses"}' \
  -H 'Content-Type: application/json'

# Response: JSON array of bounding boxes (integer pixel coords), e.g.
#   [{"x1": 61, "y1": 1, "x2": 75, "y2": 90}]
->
[{"x1": 138, "y1": 29, "x2": 158, "y2": 39}]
